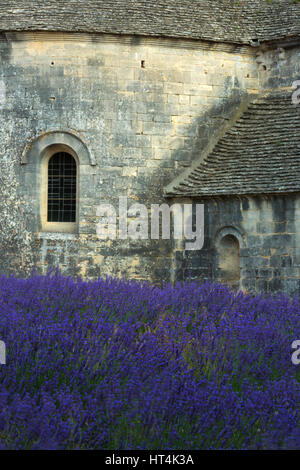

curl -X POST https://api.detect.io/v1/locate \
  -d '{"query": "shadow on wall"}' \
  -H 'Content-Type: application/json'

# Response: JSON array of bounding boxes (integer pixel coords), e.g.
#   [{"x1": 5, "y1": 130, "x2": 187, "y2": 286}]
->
[{"x1": 164, "y1": 79, "x2": 254, "y2": 208}]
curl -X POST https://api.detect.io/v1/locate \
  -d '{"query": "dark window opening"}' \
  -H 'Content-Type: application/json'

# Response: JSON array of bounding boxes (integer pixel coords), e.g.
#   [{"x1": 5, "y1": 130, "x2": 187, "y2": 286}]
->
[{"x1": 47, "y1": 152, "x2": 77, "y2": 223}]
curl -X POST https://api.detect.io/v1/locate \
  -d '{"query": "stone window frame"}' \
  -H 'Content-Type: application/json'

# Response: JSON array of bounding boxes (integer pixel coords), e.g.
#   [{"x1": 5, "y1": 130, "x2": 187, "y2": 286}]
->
[
  {"x1": 41, "y1": 145, "x2": 79, "y2": 233},
  {"x1": 21, "y1": 130, "x2": 96, "y2": 234}
]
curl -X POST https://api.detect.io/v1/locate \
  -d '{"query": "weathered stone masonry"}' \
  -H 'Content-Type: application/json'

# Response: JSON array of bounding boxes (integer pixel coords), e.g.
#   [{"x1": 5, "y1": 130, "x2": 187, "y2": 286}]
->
[
  {"x1": 0, "y1": 32, "x2": 259, "y2": 282},
  {"x1": 1, "y1": 1, "x2": 300, "y2": 296},
  {"x1": 173, "y1": 195, "x2": 300, "y2": 295}
]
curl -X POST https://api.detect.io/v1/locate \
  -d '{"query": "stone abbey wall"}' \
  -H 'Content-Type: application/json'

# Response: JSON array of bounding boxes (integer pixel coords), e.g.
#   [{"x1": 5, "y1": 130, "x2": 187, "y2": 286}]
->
[
  {"x1": 0, "y1": 31, "x2": 259, "y2": 282},
  {"x1": 170, "y1": 46, "x2": 300, "y2": 296},
  {"x1": 176, "y1": 195, "x2": 300, "y2": 297},
  {"x1": 0, "y1": 31, "x2": 299, "y2": 293}
]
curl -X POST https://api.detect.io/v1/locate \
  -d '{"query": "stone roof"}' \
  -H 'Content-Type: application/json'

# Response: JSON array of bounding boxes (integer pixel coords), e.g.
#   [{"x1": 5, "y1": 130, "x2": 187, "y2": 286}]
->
[
  {"x1": 1, "y1": 1, "x2": 300, "y2": 45},
  {"x1": 165, "y1": 93, "x2": 300, "y2": 197}
]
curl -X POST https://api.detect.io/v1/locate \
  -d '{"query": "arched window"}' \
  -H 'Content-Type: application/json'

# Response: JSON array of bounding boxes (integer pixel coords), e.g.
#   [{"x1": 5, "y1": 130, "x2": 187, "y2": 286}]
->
[
  {"x1": 21, "y1": 130, "x2": 95, "y2": 234},
  {"x1": 47, "y1": 152, "x2": 77, "y2": 223},
  {"x1": 217, "y1": 234, "x2": 240, "y2": 286},
  {"x1": 39, "y1": 146, "x2": 79, "y2": 233}
]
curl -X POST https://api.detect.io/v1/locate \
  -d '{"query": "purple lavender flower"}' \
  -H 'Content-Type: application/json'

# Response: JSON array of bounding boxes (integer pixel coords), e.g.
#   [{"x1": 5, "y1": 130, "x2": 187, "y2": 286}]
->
[{"x1": 0, "y1": 272, "x2": 298, "y2": 449}]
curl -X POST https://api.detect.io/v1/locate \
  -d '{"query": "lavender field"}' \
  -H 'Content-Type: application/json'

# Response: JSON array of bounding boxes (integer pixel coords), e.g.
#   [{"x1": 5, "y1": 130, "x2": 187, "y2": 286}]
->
[{"x1": 0, "y1": 272, "x2": 299, "y2": 449}]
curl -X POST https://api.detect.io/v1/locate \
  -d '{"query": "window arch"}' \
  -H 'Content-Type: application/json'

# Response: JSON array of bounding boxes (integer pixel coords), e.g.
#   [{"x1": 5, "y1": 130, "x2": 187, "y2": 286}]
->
[{"x1": 21, "y1": 130, "x2": 95, "y2": 235}]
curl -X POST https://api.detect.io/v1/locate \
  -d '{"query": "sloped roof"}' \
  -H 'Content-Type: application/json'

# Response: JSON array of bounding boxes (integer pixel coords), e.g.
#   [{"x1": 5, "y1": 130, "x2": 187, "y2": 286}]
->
[
  {"x1": 165, "y1": 93, "x2": 300, "y2": 197},
  {"x1": 1, "y1": 1, "x2": 300, "y2": 45}
]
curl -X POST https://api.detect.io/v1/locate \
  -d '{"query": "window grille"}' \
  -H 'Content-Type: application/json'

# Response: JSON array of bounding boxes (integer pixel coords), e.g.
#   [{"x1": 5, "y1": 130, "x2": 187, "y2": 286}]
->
[{"x1": 47, "y1": 152, "x2": 77, "y2": 223}]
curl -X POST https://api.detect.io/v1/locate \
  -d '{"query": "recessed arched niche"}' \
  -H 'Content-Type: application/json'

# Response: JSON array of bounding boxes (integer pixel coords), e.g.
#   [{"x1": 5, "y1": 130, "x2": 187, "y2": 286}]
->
[{"x1": 215, "y1": 227, "x2": 245, "y2": 288}]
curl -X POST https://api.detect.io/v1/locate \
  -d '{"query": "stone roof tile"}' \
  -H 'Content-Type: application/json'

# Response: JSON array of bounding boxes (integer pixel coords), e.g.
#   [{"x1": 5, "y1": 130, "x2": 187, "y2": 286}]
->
[
  {"x1": 165, "y1": 93, "x2": 300, "y2": 197},
  {"x1": 1, "y1": 1, "x2": 300, "y2": 45}
]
